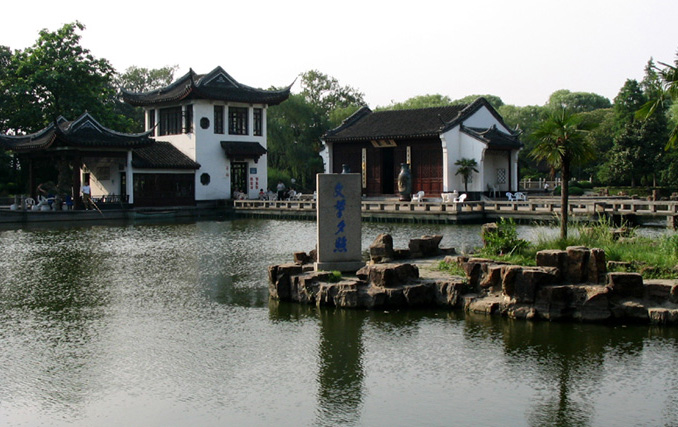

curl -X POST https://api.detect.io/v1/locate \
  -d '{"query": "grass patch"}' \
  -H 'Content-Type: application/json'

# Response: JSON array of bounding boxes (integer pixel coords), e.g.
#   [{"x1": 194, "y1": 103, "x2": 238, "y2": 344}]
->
[
  {"x1": 437, "y1": 260, "x2": 467, "y2": 277},
  {"x1": 454, "y1": 216, "x2": 678, "y2": 280}
]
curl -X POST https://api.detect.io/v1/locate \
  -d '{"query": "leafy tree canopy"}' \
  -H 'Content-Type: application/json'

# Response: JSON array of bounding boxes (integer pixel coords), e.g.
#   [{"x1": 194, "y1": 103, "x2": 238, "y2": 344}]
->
[
  {"x1": 113, "y1": 65, "x2": 179, "y2": 132},
  {"x1": 379, "y1": 94, "x2": 452, "y2": 110},
  {"x1": 299, "y1": 70, "x2": 365, "y2": 113},
  {"x1": 115, "y1": 65, "x2": 178, "y2": 93},
  {"x1": 547, "y1": 89, "x2": 611, "y2": 112},
  {"x1": 451, "y1": 94, "x2": 505, "y2": 110},
  {"x1": 637, "y1": 52, "x2": 678, "y2": 149},
  {"x1": 6, "y1": 22, "x2": 130, "y2": 133},
  {"x1": 267, "y1": 70, "x2": 365, "y2": 190}
]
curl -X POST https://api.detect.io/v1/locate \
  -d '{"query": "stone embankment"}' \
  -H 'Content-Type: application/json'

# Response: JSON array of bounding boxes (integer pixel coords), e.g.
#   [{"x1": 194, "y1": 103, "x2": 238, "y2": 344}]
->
[{"x1": 268, "y1": 234, "x2": 678, "y2": 325}]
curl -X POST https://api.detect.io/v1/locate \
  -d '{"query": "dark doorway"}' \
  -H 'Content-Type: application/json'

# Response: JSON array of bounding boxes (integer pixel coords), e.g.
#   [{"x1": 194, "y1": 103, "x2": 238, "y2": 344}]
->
[
  {"x1": 231, "y1": 162, "x2": 247, "y2": 196},
  {"x1": 381, "y1": 148, "x2": 394, "y2": 194}
]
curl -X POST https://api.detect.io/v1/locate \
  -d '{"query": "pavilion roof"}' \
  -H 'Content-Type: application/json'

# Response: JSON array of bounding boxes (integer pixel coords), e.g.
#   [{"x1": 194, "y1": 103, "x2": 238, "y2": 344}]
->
[
  {"x1": 0, "y1": 113, "x2": 154, "y2": 153},
  {"x1": 122, "y1": 66, "x2": 292, "y2": 107}
]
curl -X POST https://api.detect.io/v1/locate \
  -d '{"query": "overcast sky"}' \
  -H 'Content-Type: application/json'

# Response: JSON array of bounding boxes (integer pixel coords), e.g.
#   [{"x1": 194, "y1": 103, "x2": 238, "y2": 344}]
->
[{"x1": 2, "y1": 0, "x2": 677, "y2": 108}]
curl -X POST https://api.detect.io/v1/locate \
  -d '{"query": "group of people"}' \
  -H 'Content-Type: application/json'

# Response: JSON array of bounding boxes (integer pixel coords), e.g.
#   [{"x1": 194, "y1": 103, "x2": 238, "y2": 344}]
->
[{"x1": 253, "y1": 181, "x2": 298, "y2": 201}]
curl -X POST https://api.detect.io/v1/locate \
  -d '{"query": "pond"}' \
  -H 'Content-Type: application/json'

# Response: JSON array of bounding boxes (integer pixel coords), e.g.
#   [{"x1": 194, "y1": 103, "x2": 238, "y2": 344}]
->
[{"x1": 0, "y1": 219, "x2": 677, "y2": 426}]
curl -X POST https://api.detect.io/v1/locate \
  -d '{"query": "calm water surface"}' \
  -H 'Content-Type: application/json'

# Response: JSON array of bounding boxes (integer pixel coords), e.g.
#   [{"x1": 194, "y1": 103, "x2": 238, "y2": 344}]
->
[{"x1": 0, "y1": 219, "x2": 677, "y2": 426}]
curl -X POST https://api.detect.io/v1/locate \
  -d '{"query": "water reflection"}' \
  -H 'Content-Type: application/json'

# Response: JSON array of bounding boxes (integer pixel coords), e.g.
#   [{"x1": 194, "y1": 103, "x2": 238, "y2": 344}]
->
[
  {"x1": 1, "y1": 219, "x2": 677, "y2": 426},
  {"x1": 315, "y1": 308, "x2": 365, "y2": 426}
]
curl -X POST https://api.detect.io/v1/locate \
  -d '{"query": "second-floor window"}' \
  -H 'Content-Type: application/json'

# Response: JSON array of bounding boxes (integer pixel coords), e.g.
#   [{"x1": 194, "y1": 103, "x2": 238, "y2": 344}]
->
[
  {"x1": 229, "y1": 107, "x2": 248, "y2": 135},
  {"x1": 184, "y1": 105, "x2": 193, "y2": 133},
  {"x1": 253, "y1": 108, "x2": 263, "y2": 136},
  {"x1": 214, "y1": 105, "x2": 224, "y2": 134},
  {"x1": 159, "y1": 107, "x2": 182, "y2": 136}
]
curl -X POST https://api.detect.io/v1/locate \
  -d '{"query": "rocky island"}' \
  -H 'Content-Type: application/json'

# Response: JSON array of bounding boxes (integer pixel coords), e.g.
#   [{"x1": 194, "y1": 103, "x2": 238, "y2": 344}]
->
[{"x1": 269, "y1": 233, "x2": 678, "y2": 325}]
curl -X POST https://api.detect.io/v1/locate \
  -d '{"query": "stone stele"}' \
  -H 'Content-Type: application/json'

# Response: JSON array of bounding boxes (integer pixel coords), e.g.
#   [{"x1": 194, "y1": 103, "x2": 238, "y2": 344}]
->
[{"x1": 314, "y1": 173, "x2": 364, "y2": 273}]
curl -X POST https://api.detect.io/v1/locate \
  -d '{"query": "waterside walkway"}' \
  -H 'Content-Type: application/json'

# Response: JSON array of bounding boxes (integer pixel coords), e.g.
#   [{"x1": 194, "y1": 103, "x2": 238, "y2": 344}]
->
[{"x1": 235, "y1": 197, "x2": 678, "y2": 227}]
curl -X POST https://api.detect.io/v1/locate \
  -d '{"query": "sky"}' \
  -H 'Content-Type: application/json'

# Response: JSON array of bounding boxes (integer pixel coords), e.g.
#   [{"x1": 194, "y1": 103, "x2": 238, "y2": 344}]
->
[{"x1": 2, "y1": 0, "x2": 677, "y2": 108}]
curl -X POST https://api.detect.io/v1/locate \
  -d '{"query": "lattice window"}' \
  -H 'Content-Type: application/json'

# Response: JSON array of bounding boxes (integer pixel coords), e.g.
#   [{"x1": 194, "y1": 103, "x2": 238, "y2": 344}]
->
[
  {"x1": 253, "y1": 108, "x2": 263, "y2": 136},
  {"x1": 497, "y1": 168, "x2": 506, "y2": 184},
  {"x1": 214, "y1": 105, "x2": 224, "y2": 134},
  {"x1": 229, "y1": 107, "x2": 248, "y2": 135}
]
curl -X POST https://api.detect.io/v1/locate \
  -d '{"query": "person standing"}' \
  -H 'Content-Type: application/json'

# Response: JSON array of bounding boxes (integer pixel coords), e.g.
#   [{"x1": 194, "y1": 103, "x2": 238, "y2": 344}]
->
[
  {"x1": 82, "y1": 182, "x2": 92, "y2": 210},
  {"x1": 276, "y1": 181, "x2": 286, "y2": 201}
]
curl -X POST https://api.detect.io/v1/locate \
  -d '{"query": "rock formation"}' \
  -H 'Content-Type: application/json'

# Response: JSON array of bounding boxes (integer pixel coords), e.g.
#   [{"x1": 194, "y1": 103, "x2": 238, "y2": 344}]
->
[{"x1": 269, "y1": 234, "x2": 678, "y2": 325}]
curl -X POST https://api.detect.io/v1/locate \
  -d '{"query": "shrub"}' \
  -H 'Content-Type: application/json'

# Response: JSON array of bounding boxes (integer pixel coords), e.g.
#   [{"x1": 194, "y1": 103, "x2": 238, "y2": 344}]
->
[
  {"x1": 481, "y1": 217, "x2": 529, "y2": 256},
  {"x1": 553, "y1": 185, "x2": 585, "y2": 196}
]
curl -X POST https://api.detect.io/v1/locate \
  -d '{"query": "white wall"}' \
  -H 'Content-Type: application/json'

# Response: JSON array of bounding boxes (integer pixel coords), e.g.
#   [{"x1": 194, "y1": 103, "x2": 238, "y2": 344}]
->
[
  {"x1": 83, "y1": 157, "x2": 127, "y2": 197},
  {"x1": 440, "y1": 104, "x2": 519, "y2": 194},
  {"x1": 146, "y1": 101, "x2": 269, "y2": 201}
]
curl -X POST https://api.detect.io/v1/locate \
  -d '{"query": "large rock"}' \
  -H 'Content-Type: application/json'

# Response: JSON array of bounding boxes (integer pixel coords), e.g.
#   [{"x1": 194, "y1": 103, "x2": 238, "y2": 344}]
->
[
  {"x1": 403, "y1": 282, "x2": 436, "y2": 306},
  {"x1": 575, "y1": 285, "x2": 612, "y2": 322},
  {"x1": 607, "y1": 272, "x2": 645, "y2": 298},
  {"x1": 587, "y1": 248, "x2": 607, "y2": 284},
  {"x1": 268, "y1": 263, "x2": 303, "y2": 300},
  {"x1": 359, "y1": 263, "x2": 419, "y2": 288},
  {"x1": 434, "y1": 279, "x2": 468, "y2": 307},
  {"x1": 648, "y1": 308, "x2": 678, "y2": 325},
  {"x1": 408, "y1": 235, "x2": 443, "y2": 258},
  {"x1": 502, "y1": 266, "x2": 559, "y2": 304},
  {"x1": 643, "y1": 280, "x2": 674, "y2": 303},
  {"x1": 534, "y1": 285, "x2": 574, "y2": 320},
  {"x1": 369, "y1": 233, "x2": 394, "y2": 263},
  {"x1": 565, "y1": 246, "x2": 590, "y2": 283},
  {"x1": 535, "y1": 249, "x2": 567, "y2": 281},
  {"x1": 479, "y1": 264, "x2": 504, "y2": 293}
]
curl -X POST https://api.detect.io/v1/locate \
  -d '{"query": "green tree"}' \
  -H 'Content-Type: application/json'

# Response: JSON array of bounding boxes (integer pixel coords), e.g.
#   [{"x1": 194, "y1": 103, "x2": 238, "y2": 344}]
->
[
  {"x1": 547, "y1": 89, "x2": 611, "y2": 112},
  {"x1": 299, "y1": 70, "x2": 364, "y2": 113},
  {"x1": 0, "y1": 45, "x2": 13, "y2": 133},
  {"x1": 115, "y1": 65, "x2": 178, "y2": 93},
  {"x1": 267, "y1": 93, "x2": 326, "y2": 190},
  {"x1": 531, "y1": 108, "x2": 596, "y2": 239},
  {"x1": 379, "y1": 94, "x2": 452, "y2": 111},
  {"x1": 637, "y1": 53, "x2": 678, "y2": 149},
  {"x1": 114, "y1": 65, "x2": 178, "y2": 132},
  {"x1": 603, "y1": 75, "x2": 668, "y2": 186},
  {"x1": 498, "y1": 104, "x2": 546, "y2": 179},
  {"x1": 267, "y1": 71, "x2": 365, "y2": 190},
  {"x1": 6, "y1": 22, "x2": 129, "y2": 133},
  {"x1": 454, "y1": 158, "x2": 478, "y2": 193}
]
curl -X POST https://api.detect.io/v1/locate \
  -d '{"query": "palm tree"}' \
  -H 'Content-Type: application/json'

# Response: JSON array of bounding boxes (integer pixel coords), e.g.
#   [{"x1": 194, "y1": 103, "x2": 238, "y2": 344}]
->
[
  {"x1": 454, "y1": 158, "x2": 479, "y2": 193},
  {"x1": 637, "y1": 55, "x2": 678, "y2": 149},
  {"x1": 531, "y1": 108, "x2": 595, "y2": 239}
]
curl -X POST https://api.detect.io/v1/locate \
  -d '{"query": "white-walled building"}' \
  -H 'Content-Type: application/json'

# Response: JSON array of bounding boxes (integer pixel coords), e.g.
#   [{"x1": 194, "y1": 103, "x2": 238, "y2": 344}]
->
[
  {"x1": 321, "y1": 98, "x2": 521, "y2": 198},
  {"x1": 123, "y1": 66, "x2": 291, "y2": 204}
]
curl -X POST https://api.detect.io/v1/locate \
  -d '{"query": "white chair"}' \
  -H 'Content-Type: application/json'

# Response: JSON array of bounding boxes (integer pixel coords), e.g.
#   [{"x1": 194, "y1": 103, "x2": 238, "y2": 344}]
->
[
  {"x1": 453, "y1": 193, "x2": 467, "y2": 203},
  {"x1": 292, "y1": 192, "x2": 302, "y2": 201},
  {"x1": 515, "y1": 192, "x2": 527, "y2": 201},
  {"x1": 412, "y1": 191, "x2": 425, "y2": 202},
  {"x1": 441, "y1": 193, "x2": 452, "y2": 204},
  {"x1": 506, "y1": 192, "x2": 515, "y2": 201}
]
